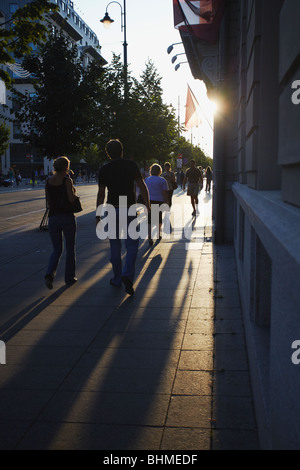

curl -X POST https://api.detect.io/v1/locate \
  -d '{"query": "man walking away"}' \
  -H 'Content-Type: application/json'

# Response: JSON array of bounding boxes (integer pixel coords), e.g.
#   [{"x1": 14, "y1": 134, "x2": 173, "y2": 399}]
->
[
  {"x1": 183, "y1": 159, "x2": 203, "y2": 216},
  {"x1": 96, "y1": 139, "x2": 150, "y2": 296}
]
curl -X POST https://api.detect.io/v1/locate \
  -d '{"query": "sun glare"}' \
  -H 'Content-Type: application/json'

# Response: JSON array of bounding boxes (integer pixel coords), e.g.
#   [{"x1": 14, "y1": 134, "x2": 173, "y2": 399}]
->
[{"x1": 208, "y1": 99, "x2": 218, "y2": 115}]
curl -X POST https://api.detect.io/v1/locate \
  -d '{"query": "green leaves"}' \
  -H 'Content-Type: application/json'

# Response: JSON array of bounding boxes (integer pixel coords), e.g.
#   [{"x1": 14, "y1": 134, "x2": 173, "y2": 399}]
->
[
  {"x1": 0, "y1": 0, "x2": 57, "y2": 85},
  {"x1": 0, "y1": 122, "x2": 10, "y2": 156},
  {"x1": 10, "y1": 35, "x2": 203, "y2": 167}
]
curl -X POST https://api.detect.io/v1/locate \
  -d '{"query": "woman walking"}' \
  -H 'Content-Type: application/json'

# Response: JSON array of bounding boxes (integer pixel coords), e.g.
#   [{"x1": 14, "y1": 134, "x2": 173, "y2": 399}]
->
[
  {"x1": 145, "y1": 164, "x2": 168, "y2": 245},
  {"x1": 205, "y1": 166, "x2": 213, "y2": 192},
  {"x1": 44, "y1": 156, "x2": 78, "y2": 289}
]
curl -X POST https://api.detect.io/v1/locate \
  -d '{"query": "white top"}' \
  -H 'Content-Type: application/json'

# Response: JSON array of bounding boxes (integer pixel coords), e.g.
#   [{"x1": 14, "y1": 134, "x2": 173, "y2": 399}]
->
[{"x1": 145, "y1": 176, "x2": 168, "y2": 202}]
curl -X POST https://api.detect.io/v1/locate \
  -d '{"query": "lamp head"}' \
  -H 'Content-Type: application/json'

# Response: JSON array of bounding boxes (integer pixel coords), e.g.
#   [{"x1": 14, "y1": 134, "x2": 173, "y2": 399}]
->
[{"x1": 100, "y1": 12, "x2": 114, "y2": 29}]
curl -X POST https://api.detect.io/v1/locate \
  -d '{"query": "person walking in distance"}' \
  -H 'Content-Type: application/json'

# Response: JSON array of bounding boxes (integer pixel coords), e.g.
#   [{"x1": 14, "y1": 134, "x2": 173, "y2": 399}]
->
[
  {"x1": 145, "y1": 164, "x2": 169, "y2": 245},
  {"x1": 162, "y1": 162, "x2": 176, "y2": 209},
  {"x1": 183, "y1": 159, "x2": 203, "y2": 216},
  {"x1": 96, "y1": 139, "x2": 150, "y2": 296},
  {"x1": 44, "y1": 156, "x2": 78, "y2": 289},
  {"x1": 205, "y1": 166, "x2": 213, "y2": 192}
]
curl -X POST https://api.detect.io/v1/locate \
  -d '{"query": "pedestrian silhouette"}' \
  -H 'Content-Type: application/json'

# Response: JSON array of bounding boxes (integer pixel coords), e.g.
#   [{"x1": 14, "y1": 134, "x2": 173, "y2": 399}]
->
[
  {"x1": 44, "y1": 156, "x2": 78, "y2": 289},
  {"x1": 145, "y1": 163, "x2": 168, "y2": 245},
  {"x1": 162, "y1": 162, "x2": 176, "y2": 208},
  {"x1": 96, "y1": 139, "x2": 150, "y2": 296},
  {"x1": 205, "y1": 166, "x2": 213, "y2": 192},
  {"x1": 183, "y1": 159, "x2": 203, "y2": 216}
]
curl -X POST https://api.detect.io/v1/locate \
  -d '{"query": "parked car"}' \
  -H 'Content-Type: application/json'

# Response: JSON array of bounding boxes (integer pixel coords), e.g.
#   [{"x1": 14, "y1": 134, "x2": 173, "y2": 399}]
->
[{"x1": 0, "y1": 176, "x2": 12, "y2": 187}]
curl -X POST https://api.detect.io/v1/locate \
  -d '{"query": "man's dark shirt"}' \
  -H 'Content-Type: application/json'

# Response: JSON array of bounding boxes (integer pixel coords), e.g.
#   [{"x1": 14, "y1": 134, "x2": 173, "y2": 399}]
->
[
  {"x1": 98, "y1": 158, "x2": 142, "y2": 207},
  {"x1": 186, "y1": 166, "x2": 202, "y2": 183}
]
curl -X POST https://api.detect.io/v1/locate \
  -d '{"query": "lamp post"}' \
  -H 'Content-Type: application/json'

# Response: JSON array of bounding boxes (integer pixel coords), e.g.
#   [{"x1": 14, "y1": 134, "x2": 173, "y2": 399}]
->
[
  {"x1": 175, "y1": 61, "x2": 188, "y2": 72},
  {"x1": 100, "y1": 0, "x2": 128, "y2": 98},
  {"x1": 167, "y1": 42, "x2": 183, "y2": 54},
  {"x1": 171, "y1": 52, "x2": 186, "y2": 64}
]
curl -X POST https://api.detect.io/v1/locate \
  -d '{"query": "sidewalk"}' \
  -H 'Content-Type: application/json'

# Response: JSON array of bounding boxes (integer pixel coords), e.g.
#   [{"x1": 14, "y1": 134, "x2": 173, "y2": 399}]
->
[
  {"x1": 0, "y1": 180, "x2": 45, "y2": 192},
  {"x1": 0, "y1": 178, "x2": 96, "y2": 193},
  {"x1": 0, "y1": 189, "x2": 259, "y2": 450}
]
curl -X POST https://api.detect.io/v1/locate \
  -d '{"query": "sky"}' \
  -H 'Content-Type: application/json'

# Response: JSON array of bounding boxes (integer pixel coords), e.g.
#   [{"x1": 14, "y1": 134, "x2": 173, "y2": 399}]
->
[{"x1": 72, "y1": 0, "x2": 214, "y2": 156}]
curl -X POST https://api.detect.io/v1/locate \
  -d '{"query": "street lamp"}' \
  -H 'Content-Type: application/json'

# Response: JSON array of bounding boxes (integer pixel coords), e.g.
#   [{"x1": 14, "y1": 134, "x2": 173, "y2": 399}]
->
[
  {"x1": 167, "y1": 42, "x2": 183, "y2": 55},
  {"x1": 175, "y1": 61, "x2": 188, "y2": 72},
  {"x1": 171, "y1": 53, "x2": 186, "y2": 64},
  {"x1": 100, "y1": 1, "x2": 128, "y2": 98}
]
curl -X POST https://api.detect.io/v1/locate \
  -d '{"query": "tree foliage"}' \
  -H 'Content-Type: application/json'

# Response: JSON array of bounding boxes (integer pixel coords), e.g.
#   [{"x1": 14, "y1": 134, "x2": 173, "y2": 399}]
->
[
  {"x1": 93, "y1": 56, "x2": 179, "y2": 164},
  {"x1": 0, "y1": 122, "x2": 10, "y2": 156},
  {"x1": 11, "y1": 35, "x2": 210, "y2": 170},
  {"x1": 13, "y1": 32, "x2": 105, "y2": 159},
  {"x1": 174, "y1": 136, "x2": 213, "y2": 169},
  {"x1": 0, "y1": 0, "x2": 57, "y2": 85}
]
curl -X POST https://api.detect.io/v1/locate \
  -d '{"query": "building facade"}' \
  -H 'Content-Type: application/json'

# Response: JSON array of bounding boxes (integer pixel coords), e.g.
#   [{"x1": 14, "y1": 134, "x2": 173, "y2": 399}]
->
[
  {"x1": 0, "y1": 0, "x2": 106, "y2": 177},
  {"x1": 175, "y1": 0, "x2": 300, "y2": 449}
]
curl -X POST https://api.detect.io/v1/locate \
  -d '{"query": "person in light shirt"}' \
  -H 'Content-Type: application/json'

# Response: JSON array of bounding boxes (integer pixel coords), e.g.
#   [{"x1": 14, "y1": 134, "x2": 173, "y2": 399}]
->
[{"x1": 145, "y1": 164, "x2": 169, "y2": 245}]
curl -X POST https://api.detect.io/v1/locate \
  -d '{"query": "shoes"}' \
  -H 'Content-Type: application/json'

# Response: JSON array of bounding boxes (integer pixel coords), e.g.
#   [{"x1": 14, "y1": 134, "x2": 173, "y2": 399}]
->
[
  {"x1": 122, "y1": 276, "x2": 134, "y2": 296},
  {"x1": 192, "y1": 210, "x2": 196, "y2": 216},
  {"x1": 45, "y1": 274, "x2": 53, "y2": 290},
  {"x1": 148, "y1": 238, "x2": 154, "y2": 246},
  {"x1": 110, "y1": 278, "x2": 121, "y2": 287},
  {"x1": 66, "y1": 278, "x2": 78, "y2": 286}
]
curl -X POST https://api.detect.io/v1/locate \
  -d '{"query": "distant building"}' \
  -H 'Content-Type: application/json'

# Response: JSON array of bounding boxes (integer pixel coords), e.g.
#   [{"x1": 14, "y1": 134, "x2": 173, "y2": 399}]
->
[
  {"x1": 0, "y1": 0, "x2": 107, "y2": 177},
  {"x1": 174, "y1": 0, "x2": 300, "y2": 450}
]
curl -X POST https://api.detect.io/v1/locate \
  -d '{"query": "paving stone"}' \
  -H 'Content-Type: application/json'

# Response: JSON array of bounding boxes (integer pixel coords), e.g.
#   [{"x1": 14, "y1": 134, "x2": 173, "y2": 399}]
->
[
  {"x1": 182, "y1": 333, "x2": 214, "y2": 350},
  {"x1": 213, "y1": 370, "x2": 252, "y2": 397},
  {"x1": 161, "y1": 428, "x2": 210, "y2": 450},
  {"x1": 0, "y1": 365, "x2": 71, "y2": 390},
  {"x1": 166, "y1": 396, "x2": 212, "y2": 428},
  {"x1": 212, "y1": 396, "x2": 256, "y2": 430},
  {"x1": 212, "y1": 429, "x2": 259, "y2": 450},
  {"x1": 76, "y1": 347, "x2": 181, "y2": 370},
  {"x1": 16, "y1": 422, "x2": 163, "y2": 450},
  {"x1": 172, "y1": 370, "x2": 213, "y2": 395},
  {"x1": 61, "y1": 366, "x2": 176, "y2": 394},
  {"x1": 38, "y1": 390, "x2": 171, "y2": 427},
  {"x1": 179, "y1": 350, "x2": 214, "y2": 371}
]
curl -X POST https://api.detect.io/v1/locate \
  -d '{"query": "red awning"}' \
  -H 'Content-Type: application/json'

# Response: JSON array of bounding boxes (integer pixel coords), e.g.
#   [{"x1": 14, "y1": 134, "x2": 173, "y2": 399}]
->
[{"x1": 173, "y1": 0, "x2": 226, "y2": 44}]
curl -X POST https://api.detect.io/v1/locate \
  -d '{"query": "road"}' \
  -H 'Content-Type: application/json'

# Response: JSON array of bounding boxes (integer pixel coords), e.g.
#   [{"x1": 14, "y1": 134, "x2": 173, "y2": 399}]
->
[
  {"x1": 0, "y1": 183, "x2": 98, "y2": 235},
  {"x1": 0, "y1": 183, "x2": 99, "y2": 271}
]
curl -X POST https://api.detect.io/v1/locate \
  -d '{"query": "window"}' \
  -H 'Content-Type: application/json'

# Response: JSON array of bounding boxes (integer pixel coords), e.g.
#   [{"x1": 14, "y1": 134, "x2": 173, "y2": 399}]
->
[
  {"x1": 9, "y1": 3, "x2": 18, "y2": 14},
  {"x1": 13, "y1": 122, "x2": 21, "y2": 140}
]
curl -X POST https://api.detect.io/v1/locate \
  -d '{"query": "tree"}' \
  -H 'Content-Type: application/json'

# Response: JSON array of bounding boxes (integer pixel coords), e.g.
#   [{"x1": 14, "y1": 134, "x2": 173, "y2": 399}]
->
[
  {"x1": 0, "y1": 0, "x2": 57, "y2": 86},
  {"x1": 12, "y1": 32, "x2": 105, "y2": 159},
  {"x1": 122, "y1": 59, "x2": 178, "y2": 164},
  {"x1": 174, "y1": 136, "x2": 213, "y2": 169},
  {"x1": 0, "y1": 122, "x2": 10, "y2": 156},
  {"x1": 12, "y1": 46, "x2": 180, "y2": 167},
  {"x1": 85, "y1": 55, "x2": 179, "y2": 165},
  {"x1": 133, "y1": 60, "x2": 178, "y2": 161}
]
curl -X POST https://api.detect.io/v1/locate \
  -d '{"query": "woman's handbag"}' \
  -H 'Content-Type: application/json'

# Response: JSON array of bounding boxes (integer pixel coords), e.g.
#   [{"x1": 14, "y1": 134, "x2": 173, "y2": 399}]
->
[
  {"x1": 40, "y1": 208, "x2": 49, "y2": 231},
  {"x1": 71, "y1": 196, "x2": 83, "y2": 213},
  {"x1": 58, "y1": 179, "x2": 83, "y2": 213}
]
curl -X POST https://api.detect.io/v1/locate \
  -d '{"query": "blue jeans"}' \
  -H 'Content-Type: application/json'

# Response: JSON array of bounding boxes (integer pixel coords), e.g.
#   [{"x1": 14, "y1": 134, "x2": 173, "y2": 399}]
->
[
  {"x1": 109, "y1": 210, "x2": 139, "y2": 285},
  {"x1": 46, "y1": 213, "x2": 76, "y2": 284}
]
